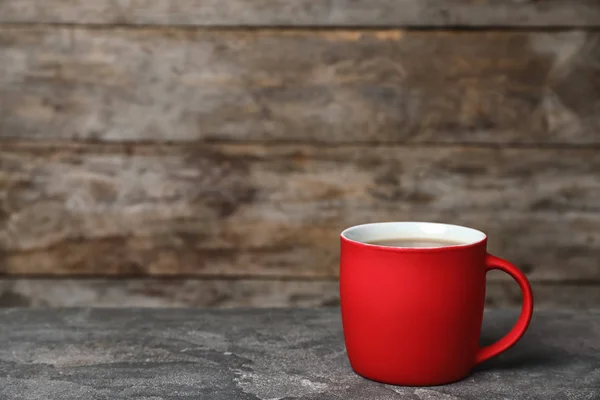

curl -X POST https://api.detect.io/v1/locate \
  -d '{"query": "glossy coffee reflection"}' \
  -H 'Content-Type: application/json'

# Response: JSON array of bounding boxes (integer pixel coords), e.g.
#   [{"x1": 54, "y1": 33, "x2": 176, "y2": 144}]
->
[{"x1": 367, "y1": 238, "x2": 465, "y2": 248}]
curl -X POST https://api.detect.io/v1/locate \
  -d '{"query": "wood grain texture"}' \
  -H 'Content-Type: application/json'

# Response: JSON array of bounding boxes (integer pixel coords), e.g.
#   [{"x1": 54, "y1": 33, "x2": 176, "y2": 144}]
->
[
  {"x1": 0, "y1": 279, "x2": 340, "y2": 308},
  {"x1": 0, "y1": 0, "x2": 599, "y2": 27},
  {"x1": 0, "y1": 279, "x2": 597, "y2": 309},
  {"x1": 1, "y1": 142, "x2": 598, "y2": 280},
  {"x1": 1, "y1": 27, "x2": 599, "y2": 144}
]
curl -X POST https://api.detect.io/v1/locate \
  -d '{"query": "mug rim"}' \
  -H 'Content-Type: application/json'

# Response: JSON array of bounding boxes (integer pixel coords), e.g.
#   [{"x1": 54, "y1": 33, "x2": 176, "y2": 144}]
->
[{"x1": 340, "y1": 221, "x2": 487, "y2": 252}]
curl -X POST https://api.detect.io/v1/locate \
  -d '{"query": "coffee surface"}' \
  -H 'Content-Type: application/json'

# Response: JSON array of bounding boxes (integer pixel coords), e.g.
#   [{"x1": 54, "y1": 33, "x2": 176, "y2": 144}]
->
[{"x1": 367, "y1": 238, "x2": 465, "y2": 248}]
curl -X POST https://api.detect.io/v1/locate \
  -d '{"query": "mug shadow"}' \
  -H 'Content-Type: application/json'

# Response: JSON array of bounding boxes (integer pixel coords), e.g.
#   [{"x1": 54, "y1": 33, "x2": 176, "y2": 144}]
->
[
  {"x1": 472, "y1": 349, "x2": 562, "y2": 372},
  {"x1": 473, "y1": 316, "x2": 565, "y2": 373}
]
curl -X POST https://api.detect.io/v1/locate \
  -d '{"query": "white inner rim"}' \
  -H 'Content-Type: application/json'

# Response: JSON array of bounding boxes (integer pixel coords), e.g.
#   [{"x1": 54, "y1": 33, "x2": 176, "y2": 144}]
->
[{"x1": 341, "y1": 222, "x2": 486, "y2": 248}]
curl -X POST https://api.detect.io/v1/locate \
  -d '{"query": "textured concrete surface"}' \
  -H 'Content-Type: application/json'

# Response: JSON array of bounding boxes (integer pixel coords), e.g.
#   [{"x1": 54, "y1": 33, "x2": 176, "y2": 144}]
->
[{"x1": 0, "y1": 309, "x2": 598, "y2": 400}]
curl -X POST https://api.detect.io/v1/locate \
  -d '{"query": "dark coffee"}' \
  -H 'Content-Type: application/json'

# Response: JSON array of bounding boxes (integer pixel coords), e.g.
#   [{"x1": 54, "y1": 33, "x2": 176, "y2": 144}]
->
[{"x1": 367, "y1": 238, "x2": 465, "y2": 248}]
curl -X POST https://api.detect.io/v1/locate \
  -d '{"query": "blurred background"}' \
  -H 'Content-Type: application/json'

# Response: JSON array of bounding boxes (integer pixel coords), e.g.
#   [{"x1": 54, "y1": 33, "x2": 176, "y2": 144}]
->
[{"x1": 0, "y1": 0, "x2": 598, "y2": 309}]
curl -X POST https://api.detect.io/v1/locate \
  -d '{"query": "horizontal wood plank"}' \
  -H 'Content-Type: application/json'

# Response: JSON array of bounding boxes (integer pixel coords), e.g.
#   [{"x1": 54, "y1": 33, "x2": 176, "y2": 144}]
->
[
  {"x1": 0, "y1": 279, "x2": 597, "y2": 309},
  {"x1": 0, "y1": 0, "x2": 599, "y2": 27},
  {"x1": 0, "y1": 143, "x2": 598, "y2": 281},
  {"x1": 0, "y1": 27, "x2": 599, "y2": 144}
]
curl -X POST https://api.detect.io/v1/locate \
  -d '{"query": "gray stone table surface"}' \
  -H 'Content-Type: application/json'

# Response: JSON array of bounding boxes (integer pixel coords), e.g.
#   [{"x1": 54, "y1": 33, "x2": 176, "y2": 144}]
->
[{"x1": 0, "y1": 309, "x2": 598, "y2": 400}]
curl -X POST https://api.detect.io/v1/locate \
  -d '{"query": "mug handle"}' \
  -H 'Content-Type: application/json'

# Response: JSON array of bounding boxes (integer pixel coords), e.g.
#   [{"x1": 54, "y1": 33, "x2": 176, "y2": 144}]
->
[{"x1": 475, "y1": 254, "x2": 534, "y2": 364}]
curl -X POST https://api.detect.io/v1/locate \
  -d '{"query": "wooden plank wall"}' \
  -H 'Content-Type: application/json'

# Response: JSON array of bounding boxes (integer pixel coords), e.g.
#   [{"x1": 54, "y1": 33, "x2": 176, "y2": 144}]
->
[{"x1": 0, "y1": 0, "x2": 599, "y2": 308}]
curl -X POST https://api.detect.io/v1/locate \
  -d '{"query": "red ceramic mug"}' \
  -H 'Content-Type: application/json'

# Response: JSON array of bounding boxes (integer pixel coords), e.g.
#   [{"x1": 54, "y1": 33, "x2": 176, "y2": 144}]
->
[{"x1": 340, "y1": 222, "x2": 533, "y2": 386}]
